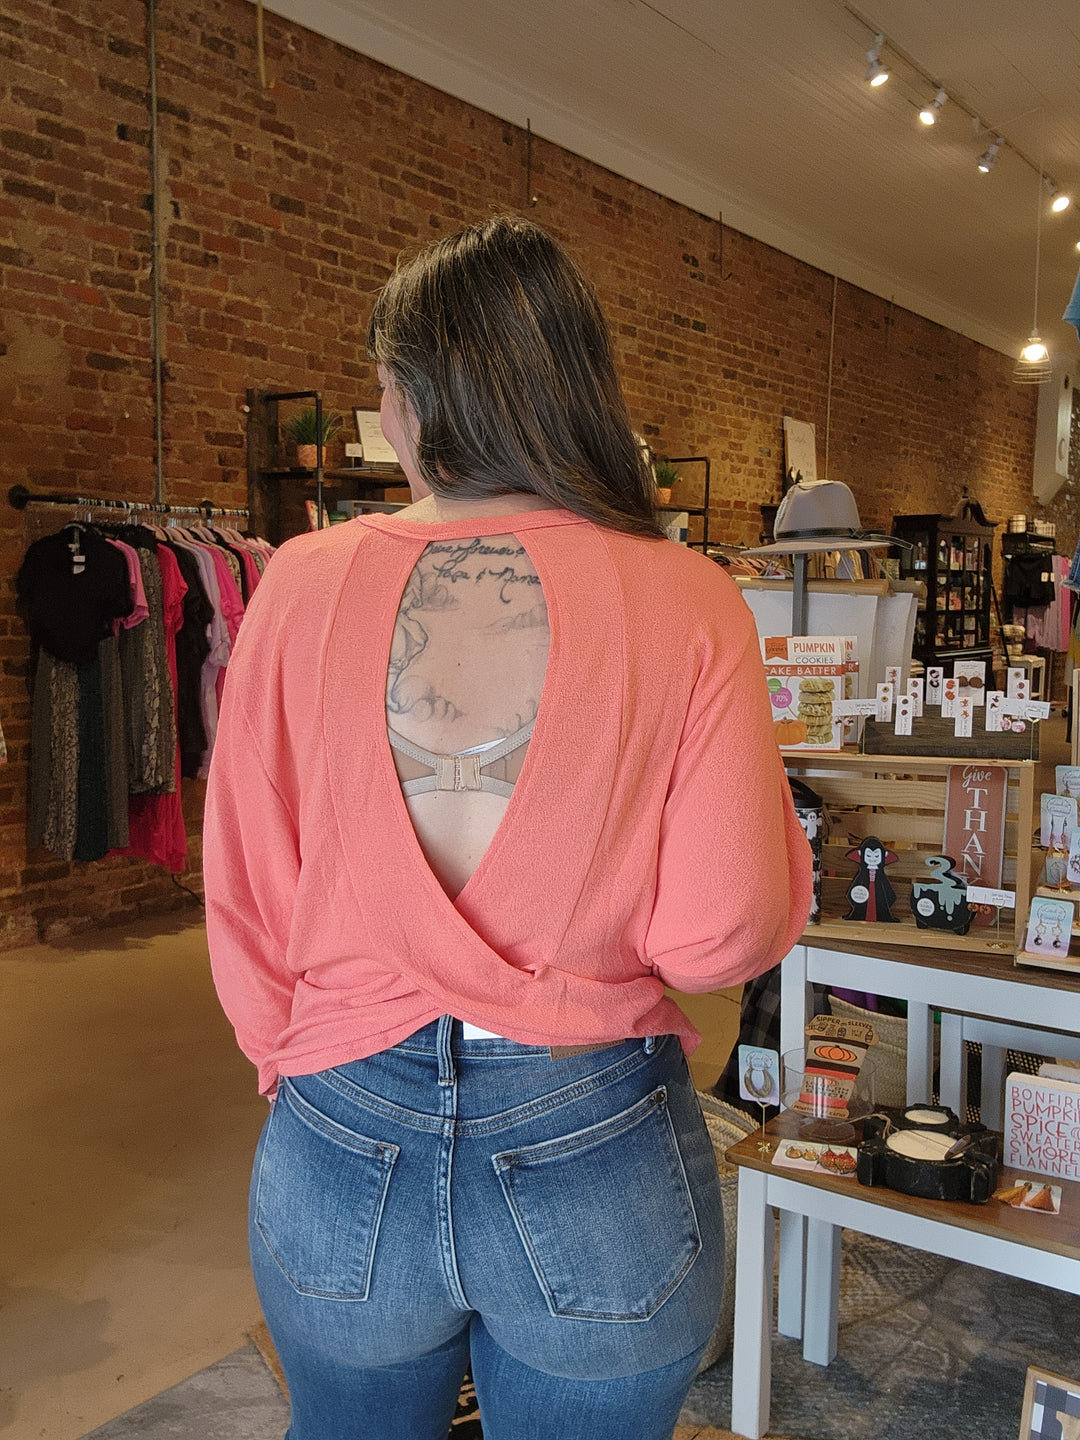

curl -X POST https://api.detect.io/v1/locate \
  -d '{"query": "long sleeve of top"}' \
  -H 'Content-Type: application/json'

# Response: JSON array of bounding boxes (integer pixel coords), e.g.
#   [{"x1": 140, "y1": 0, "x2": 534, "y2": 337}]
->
[{"x1": 204, "y1": 511, "x2": 813, "y2": 1096}]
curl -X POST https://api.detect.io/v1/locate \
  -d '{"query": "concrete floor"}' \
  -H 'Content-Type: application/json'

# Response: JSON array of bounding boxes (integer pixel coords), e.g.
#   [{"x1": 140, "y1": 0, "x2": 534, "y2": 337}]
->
[{"x1": 1, "y1": 911, "x2": 741, "y2": 1439}]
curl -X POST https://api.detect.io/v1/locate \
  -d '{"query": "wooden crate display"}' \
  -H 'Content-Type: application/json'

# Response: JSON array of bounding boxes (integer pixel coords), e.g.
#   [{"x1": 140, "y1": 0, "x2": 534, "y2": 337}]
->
[{"x1": 787, "y1": 751, "x2": 1046, "y2": 953}]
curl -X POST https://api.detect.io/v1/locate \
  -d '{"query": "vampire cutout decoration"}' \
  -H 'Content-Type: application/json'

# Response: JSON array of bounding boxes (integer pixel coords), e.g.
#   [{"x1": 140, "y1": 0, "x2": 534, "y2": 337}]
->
[{"x1": 844, "y1": 837, "x2": 900, "y2": 923}]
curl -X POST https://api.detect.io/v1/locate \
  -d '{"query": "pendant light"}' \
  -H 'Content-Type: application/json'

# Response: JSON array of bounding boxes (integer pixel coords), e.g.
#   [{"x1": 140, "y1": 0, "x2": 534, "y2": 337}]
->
[{"x1": 1014, "y1": 167, "x2": 1052, "y2": 385}]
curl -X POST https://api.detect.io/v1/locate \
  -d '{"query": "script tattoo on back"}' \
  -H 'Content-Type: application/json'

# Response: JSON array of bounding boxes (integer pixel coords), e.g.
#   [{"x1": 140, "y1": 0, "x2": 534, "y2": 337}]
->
[{"x1": 386, "y1": 537, "x2": 550, "y2": 726}]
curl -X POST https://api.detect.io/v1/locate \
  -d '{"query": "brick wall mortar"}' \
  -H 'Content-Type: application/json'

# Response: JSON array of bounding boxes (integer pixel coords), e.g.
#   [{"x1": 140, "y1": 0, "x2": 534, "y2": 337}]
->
[{"x1": 0, "y1": 0, "x2": 1057, "y2": 948}]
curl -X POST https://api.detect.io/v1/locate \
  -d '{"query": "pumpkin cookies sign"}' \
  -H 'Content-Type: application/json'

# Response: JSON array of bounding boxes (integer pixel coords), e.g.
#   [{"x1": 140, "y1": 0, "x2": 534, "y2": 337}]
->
[{"x1": 764, "y1": 636, "x2": 847, "y2": 751}]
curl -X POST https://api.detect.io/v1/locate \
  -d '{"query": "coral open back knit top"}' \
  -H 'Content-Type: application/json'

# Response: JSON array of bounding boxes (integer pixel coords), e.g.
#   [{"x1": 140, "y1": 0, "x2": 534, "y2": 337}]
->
[{"x1": 204, "y1": 509, "x2": 813, "y2": 1096}]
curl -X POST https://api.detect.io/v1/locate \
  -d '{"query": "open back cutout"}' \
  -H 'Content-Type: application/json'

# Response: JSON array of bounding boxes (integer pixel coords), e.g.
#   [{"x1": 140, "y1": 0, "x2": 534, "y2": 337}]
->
[{"x1": 385, "y1": 533, "x2": 550, "y2": 900}]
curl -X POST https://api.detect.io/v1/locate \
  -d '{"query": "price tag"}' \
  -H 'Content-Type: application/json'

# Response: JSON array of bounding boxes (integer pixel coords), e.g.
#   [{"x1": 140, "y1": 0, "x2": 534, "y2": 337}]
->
[
  {"x1": 1000, "y1": 698, "x2": 1051, "y2": 722},
  {"x1": 907, "y1": 677, "x2": 924, "y2": 717},
  {"x1": 875, "y1": 682, "x2": 894, "y2": 722},
  {"x1": 894, "y1": 694, "x2": 913, "y2": 735},
  {"x1": 832, "y1": 698, "x2": 879, "y2": 717},
  {"x1": 966, "y1": 886, "x2": 1016, "y2": 909}
]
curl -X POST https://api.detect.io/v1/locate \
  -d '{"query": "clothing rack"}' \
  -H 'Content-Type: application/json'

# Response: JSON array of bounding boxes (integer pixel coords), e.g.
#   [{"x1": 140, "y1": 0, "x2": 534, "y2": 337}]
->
[{"x1": 8, "y1": 484, "x2": 248, "y2": 520}]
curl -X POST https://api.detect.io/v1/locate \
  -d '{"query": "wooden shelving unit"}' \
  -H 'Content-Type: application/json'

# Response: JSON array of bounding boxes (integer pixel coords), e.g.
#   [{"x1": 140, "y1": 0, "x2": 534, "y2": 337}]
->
[
  {"x1": 660, "y1": 455, "x2": 711, "y2": 552},
  {"x1": 246, "y1": 388, "x2": 409, "y2": 545},
  {"x1": 893, "y1": 504, "x2": 996, "y2": 666},
  {"x1": 783, "y1": 748, "x2": 1048, "y2": 954}
]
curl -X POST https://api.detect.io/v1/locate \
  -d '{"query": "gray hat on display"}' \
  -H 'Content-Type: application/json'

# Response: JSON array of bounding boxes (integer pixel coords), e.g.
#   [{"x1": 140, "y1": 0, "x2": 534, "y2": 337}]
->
[{"x1": 744, "y1": 480, "x2": 898, "y2": 555}]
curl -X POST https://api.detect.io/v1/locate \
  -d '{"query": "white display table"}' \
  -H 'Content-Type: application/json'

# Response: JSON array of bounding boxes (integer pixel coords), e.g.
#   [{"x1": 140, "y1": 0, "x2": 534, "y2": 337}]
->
[{"x1": 727, "y1": 937, "x2": 1080, "y2": 1439}]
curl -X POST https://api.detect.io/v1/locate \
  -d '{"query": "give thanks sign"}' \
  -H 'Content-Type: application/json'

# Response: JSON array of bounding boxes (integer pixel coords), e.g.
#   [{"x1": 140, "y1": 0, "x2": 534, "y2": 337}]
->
[{"x1": 943, "y1": 764, "x2": 1007, "y2": 925}]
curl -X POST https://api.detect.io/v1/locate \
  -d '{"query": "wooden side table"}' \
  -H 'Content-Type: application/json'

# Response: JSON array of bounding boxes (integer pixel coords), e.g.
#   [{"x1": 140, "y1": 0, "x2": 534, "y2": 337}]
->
[{"x1": 727, "y1": 1119, "x2": 1080, "y2": 1440}]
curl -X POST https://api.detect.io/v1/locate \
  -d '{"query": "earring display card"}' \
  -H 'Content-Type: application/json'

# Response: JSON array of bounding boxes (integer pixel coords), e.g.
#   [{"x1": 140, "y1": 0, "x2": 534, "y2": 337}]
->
[
  {"x1": 1019, "y1": 896, "x2": 1076, "y2": 966},
  {"x1": 1008, "y1": 668, "x2": 1030, "y2": 701},
  {"x1": 953, "y1": 659, "x2": 987, "y2": 705},
  {"x1": 985, "y1": 691, "x2": 1005, "y2": 731},
  {"x1": 941, "y1": 676, "x2": 957, "y2": 718},
  {"x1": 875, "y1": 682, "x2": 894, "y2": 722},
  {"x1": 907, "y1": 677, "x2": 924, "y2": 717},
  {"x1": 925, "y1": 667, "x2": 944, "y2": 705},
  {"x1": 894, "y1": 694, "x2": 913, "y2": 735},
  {"x1": 1041, "y1": 794, "x2": 1078, "y2": 851},
  {"x1": 738, "y1": 1045, "x2": 779, "y2": 1106},
  {"x1": 953, "y1": 695, "x2": 973, "y2": 737}
]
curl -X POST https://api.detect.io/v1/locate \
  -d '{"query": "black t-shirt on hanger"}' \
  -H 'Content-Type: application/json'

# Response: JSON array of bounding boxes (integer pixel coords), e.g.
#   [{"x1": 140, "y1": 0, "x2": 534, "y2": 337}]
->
[{"x1": 16, "y1": 526, "x2": 134, "y2": 664}]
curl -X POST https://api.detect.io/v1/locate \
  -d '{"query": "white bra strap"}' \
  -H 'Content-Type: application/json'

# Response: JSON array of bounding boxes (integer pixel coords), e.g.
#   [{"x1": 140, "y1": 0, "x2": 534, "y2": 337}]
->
[{"x1": 387, "y1": 720, "x2": 534, "y2": 796}]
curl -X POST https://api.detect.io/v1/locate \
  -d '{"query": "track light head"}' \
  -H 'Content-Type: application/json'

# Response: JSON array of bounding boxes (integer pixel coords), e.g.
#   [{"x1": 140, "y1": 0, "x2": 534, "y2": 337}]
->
[
  {"x1": 1051, "y1": 191, "x2": 1071, "y2": 213},
  {"x1": 865, "y1": 35, "x2": 889, "y2": 87},
  {"x1": 919, "y1": 88, "x2": 947, "y2": 126},
  {"x1": 977, "y1": 136, "x2": 1002, "y2": 173}
]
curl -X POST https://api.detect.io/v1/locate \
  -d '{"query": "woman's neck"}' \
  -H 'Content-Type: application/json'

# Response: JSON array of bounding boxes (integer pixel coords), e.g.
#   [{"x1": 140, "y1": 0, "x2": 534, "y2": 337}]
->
[{"x1": 398, "y1": 493, "x2": 558, "y2": 524}]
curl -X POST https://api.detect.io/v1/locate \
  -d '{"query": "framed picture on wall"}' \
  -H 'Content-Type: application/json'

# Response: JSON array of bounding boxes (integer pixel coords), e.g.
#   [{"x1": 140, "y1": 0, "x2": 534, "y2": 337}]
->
[
  {"x1": 352, "y1": 408, "x2": 400, "y2": 466},
  {"x1": 1019, "y1": 1366, "x2": 1080, "y2": 1440}
]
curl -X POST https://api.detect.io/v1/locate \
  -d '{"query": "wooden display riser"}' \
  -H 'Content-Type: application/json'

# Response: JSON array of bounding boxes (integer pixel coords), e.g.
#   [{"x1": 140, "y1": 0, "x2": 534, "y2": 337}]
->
[
  {"x1": 1015, "y1": 949, "x2": 1080, "y2": 976},
  {"x1": 810, "y1": 917, "x2": 1016, "y2": 954}
]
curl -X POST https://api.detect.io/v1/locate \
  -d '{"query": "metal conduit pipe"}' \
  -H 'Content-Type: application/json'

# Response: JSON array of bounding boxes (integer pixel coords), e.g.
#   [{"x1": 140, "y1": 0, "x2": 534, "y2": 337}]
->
[{"x1": 147, "y1": 0, "x2": 165, "y2": 505}]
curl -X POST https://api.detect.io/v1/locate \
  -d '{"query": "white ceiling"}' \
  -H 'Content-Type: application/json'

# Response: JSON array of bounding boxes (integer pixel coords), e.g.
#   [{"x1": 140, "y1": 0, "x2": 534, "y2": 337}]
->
[{"x1": 264, "y1": 0, "x2": 1080, "y2": 359}]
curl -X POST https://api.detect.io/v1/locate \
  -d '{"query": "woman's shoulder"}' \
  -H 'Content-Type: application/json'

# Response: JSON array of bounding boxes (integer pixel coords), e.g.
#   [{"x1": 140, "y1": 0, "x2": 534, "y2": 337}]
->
[
  {"x1": 598, "y1": 529, "x2": 750, "y2": 624},
  {"x1": 255, "y1": 519, "x2": 373, "y2": 592}
]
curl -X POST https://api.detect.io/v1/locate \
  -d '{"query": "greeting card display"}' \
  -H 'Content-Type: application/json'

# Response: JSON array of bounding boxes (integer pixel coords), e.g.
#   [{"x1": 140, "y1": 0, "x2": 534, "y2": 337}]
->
[{"x1": 1057, "y1": 766, "x2": 1080, "y2": 800}]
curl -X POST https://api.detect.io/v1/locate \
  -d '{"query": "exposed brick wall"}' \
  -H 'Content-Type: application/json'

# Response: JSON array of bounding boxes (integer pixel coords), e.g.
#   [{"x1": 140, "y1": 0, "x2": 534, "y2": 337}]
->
[{"x1": 0, "y1": 0, "x2": 1055, "y2": 947}]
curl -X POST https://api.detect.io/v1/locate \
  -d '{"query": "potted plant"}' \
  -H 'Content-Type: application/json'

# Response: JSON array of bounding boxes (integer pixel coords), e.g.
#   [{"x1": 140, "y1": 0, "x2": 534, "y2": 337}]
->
[
  {"x1": 653, "y1": 459, "x2": 679, "y2": 506},
  {"x1": 283, "y1": 407, "x2": 343, "y2": 469}
]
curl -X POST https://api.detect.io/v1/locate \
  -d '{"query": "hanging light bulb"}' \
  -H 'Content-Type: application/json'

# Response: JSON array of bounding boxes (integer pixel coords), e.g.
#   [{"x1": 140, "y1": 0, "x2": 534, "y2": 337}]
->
[
  {"x1": 1014, "y1": 333, "x2": 1052, "y2": 382},
  {"x1": 865, "y1": 35, "x2": 889, "y2": 87},
  {"x1": 977, "y1": 136, "x2": 1002, "y2": 172},
  {"x1": 1051, "y1": 191, "x2": 1071, "y2": 213},
  {"x1": 1014, "y1": 168, "x2": 1053, "y2": 385},
  {"x1": 919, "y1": 89, "x2": 947, "y2": 126}
]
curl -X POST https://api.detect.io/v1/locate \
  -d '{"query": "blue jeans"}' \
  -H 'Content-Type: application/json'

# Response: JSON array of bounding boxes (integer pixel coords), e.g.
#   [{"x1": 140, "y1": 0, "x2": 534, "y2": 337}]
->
[{"x1": 250, "y1": 1019, "x2": 723, "y2": 1439}]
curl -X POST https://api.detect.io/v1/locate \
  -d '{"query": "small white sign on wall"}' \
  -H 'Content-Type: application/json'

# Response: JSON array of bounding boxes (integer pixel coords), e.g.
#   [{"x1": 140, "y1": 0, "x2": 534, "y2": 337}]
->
[{"x1": 782, "y1": 417, "x2": 817, "y2": 485}]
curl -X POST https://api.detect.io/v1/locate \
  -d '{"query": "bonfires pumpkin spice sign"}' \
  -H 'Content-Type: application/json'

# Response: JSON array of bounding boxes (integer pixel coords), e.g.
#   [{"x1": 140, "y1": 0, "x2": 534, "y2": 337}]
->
[{"x1": 943, "y1": 765, "x2": 1007, "y2": 926}]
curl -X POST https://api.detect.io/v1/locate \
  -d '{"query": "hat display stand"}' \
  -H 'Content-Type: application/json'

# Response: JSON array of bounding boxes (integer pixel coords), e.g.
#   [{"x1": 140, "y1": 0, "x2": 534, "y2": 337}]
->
[{"x1": 742, "y1": 479, "x2": 903, "y2": 635}]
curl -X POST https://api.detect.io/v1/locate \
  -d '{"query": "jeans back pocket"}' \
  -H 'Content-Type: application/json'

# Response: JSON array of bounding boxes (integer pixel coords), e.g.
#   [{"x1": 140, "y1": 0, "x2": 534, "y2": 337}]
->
[
  {"x1": 254, "y1": 1078, "x2": 399, "y2": 1301},
  {"x1": 492, "y1": 1085, "x2": 701, "y2": 1321}
]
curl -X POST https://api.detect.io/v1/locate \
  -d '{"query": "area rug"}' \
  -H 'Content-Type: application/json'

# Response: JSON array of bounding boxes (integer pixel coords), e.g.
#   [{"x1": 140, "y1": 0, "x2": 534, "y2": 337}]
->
[
  {"x1": 680, "y1": 1229, "x2": 1080, "y2": 1439},
  {"x1": 80, "y1": 1234, "x2": 1080, "y2": 1439}
]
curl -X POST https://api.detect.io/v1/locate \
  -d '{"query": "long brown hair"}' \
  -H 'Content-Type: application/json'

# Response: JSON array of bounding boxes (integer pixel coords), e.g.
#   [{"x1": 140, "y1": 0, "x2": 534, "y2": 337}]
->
[{"x1": 367, "y1": 217, "x2": 664, "y2": 537}]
